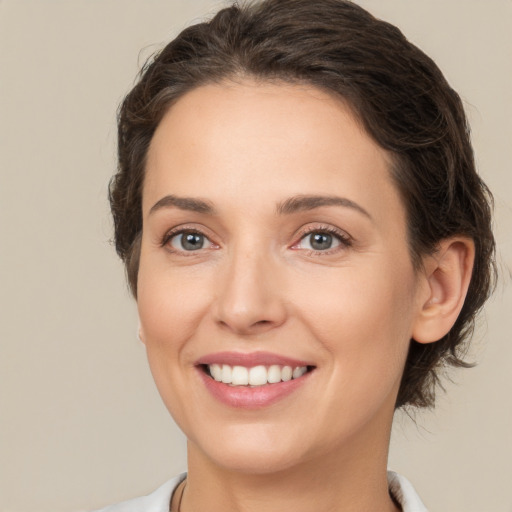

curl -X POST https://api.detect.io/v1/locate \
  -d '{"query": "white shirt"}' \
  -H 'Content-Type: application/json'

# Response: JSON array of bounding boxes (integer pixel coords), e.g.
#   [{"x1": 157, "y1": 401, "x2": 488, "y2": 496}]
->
[{"x1": 93, "y1": 471, "x2": 428, "y2": 512}]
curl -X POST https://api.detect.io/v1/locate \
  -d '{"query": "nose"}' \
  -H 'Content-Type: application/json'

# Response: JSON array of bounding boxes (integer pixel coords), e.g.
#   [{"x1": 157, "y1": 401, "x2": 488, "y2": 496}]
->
[{"x1": 213, "y1": 247, "x2": 287, "y2": 336}]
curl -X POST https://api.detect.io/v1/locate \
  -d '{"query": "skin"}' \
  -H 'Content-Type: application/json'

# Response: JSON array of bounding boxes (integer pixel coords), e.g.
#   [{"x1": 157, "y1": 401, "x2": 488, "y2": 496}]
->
[{"x1": 137, "y1": 81, "x2": 472, "y2": 512}]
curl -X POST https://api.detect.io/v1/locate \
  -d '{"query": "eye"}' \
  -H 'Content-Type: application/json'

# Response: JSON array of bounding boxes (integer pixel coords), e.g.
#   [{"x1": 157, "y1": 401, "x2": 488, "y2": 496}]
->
[
  {"x1": 292, "y1": 226, "x2": 352, "y2": 254},
  {"x1": 168, "y1": 230, "x2": 211, "y2": 252},
  {"x1": 299, "y1": 232, "x2": 341, "y2": 251}
]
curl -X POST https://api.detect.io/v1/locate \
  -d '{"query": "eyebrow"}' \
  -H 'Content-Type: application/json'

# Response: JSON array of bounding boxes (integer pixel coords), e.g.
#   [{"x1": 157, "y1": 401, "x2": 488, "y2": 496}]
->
[
  {"x1": 149, "y1": 195, "x2": 217, "y2": 215},
  {"x1": 276, "y1": 194, "x2": 372, "y2": 219},
  {"x1": 149, "y1": 193, "x2": 371, "y2": 219}
]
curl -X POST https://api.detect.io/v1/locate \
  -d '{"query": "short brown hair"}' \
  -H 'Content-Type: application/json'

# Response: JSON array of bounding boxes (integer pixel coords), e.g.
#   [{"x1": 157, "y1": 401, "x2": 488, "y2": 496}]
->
[{"x1": 110, "y1": 0, "x2": 496, "y2": 408}]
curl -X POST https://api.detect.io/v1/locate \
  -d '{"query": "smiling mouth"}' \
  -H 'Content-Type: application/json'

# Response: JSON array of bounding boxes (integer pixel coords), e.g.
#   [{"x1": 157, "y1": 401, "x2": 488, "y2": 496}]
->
[{"x1": 201, "y1": 364, "x2": 315, "y2": 387}]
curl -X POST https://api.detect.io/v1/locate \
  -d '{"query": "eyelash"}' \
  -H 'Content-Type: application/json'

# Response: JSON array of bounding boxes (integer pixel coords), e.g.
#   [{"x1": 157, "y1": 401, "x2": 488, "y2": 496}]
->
[
  {"x1": 161, "y1": 226, "x2": 215, "y2": 255},
  {"x1": 161, "y1": 224, "x2": 352, "y2": 256},
  {"x1": 291, "y1": 225, "x2": 352, "y2": 255}
]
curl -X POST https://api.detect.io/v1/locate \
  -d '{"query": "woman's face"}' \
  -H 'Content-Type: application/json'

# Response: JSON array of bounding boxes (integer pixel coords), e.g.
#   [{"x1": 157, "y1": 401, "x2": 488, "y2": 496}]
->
[{"x1": 138, "y1": 81, "x2": 429, "y2": 473}]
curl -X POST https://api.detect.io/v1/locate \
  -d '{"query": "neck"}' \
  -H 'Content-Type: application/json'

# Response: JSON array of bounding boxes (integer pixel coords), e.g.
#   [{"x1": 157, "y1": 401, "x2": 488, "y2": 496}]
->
[{"x1": 181, "y1": 418, "x2": 400, "y2": 512}]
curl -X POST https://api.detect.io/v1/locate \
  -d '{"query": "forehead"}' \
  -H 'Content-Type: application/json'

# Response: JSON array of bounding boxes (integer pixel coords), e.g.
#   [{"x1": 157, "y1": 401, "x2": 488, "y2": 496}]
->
[{"x1": 144, "y1": 80, "x2": 404, "y2": 226}]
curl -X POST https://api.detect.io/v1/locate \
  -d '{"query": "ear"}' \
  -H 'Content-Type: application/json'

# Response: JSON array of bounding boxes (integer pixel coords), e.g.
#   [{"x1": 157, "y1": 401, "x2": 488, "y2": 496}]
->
[
  {"x1": 137, "y1": 319, "x2": 146, "y2": 345},
  {"x1": 412, "y1": 237, "x2": 475, "y2": 344}
]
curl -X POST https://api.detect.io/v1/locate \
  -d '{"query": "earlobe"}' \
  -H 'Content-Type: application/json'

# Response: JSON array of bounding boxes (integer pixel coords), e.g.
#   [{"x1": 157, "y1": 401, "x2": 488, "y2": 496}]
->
[{"x1": 412, "y1": 237, "x2": 475, "y2": 344}]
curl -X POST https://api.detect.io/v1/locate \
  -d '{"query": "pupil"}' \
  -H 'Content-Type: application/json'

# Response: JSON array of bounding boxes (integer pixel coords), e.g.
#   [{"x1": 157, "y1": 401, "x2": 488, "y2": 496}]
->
[
  {"x1": 182, "y1": 233, "x2": 204, "y2": 250},
  {"x1": 311, "y1": 233, "x2": 332, "y2": 250}
]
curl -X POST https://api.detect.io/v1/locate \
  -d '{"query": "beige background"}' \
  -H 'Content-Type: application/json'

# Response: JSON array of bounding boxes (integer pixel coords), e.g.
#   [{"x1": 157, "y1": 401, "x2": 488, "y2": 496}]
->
[{"x1": 1, "y1": 1, "x2": 511, "y2": 511}]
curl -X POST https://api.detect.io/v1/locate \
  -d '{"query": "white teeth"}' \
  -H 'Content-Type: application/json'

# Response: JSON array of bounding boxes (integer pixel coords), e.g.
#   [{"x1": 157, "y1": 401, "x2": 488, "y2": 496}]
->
[
  {"x1": 281, "y1": 366, "x2": 293, "y2": 382},
  {"x1": 267, "y1": 365, "x2": 282, "y2": 384},
  {"x1": 292, "y1": 366, "x2": 307, "y2": 379},
  {"x1": 207, "y1": 363, "x2": 309, "y2": 386},
  {"x1": 231, "y1": 366, "x2": 249, "y2": 385},
  {"x1": 248, "y1": 365, "x2": 267, "y2": 386},
  {"x1": 210, "y1": 364, "x2": 222, "y2": 382},
  {"x1": 221, "y1": 364, "x2": 232, "y2": 384}
]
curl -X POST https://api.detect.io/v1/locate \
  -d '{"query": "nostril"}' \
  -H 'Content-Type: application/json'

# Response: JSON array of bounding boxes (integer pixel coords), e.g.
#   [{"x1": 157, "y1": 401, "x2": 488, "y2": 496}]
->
[{"x1": 215, "y1": 302, "x2": 287, "y2": 334}]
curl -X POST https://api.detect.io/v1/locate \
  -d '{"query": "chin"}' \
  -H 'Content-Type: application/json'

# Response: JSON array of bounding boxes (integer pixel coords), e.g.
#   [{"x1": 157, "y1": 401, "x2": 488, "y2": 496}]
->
[
  {"x1": 207, "y1": 448, "x2": 305, "y2": 476},
  {"x1": 189, "y1": 424, "x2": 310, "y2": 475}
]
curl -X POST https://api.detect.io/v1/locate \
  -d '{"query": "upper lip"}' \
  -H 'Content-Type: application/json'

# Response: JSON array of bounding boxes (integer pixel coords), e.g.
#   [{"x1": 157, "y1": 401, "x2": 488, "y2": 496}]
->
[{"x1": 195, "y1": 351, "x2": 314, "y2": 368}]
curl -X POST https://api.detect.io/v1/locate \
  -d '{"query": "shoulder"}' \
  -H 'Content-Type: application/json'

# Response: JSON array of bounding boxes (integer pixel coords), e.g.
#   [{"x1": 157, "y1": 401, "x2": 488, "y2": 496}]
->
[
  {"x1": 91, "y1": 473, "x2": 186, "y2": 512},
  {"x1": 387, "y1": 471, "x2": 428, "y2": 512}
]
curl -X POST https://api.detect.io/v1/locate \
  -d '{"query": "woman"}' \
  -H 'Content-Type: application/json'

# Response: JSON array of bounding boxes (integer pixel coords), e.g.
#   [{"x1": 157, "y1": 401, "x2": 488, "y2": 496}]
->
[{"x1": 98, "y1": 0, "x2": 495, "y2": 510}]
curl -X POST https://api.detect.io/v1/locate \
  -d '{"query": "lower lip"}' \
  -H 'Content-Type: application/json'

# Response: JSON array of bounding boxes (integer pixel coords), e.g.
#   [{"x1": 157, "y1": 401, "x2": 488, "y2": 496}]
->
[{"x1": 197, "y1": 368, "x2": 312, "y2": 409}]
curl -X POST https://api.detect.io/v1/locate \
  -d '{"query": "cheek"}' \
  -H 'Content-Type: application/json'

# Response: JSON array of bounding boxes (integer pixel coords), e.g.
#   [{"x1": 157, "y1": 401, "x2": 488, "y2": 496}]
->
[
  {"x1": 137, "y1": 261, "x2": 212, "y2": 349},
  {"x1": 295, "y1": 263, "x2": 417, "y2": 395},
  {"x1": 301, "y1": 262, "x2": 415, "y2": 336},
  {"x1": 136, "y1": 260, "x2": 213, "y2": 428}
]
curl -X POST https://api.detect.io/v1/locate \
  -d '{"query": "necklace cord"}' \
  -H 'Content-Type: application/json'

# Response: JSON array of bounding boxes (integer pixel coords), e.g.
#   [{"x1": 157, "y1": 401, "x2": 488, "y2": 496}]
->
[{"x1": 170, "y1": 479, "x2": 186, "y2": 512}]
